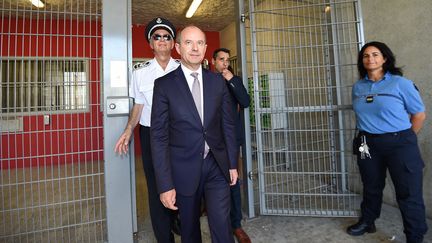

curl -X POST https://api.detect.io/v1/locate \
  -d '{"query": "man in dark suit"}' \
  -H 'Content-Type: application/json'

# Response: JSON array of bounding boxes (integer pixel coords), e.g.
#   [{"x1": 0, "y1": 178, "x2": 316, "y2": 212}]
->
[
  {"x1": 212, "y1": 48, "x2": 251, "y2": 243},
  {"x1": 150, "y1": 25, "x2": 238, "y2": 243}
]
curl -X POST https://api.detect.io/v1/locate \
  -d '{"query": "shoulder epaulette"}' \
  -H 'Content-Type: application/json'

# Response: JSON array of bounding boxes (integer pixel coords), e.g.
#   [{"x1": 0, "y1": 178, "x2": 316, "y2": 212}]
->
[{"x1": 133, "y1": 60, "x2": 151, "y2": 70}]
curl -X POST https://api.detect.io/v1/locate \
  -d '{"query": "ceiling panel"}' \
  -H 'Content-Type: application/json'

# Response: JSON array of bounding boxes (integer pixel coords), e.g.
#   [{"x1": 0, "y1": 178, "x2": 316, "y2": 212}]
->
[{"x1": 2, "y1": 0, "x2": 236, "y2": 31}]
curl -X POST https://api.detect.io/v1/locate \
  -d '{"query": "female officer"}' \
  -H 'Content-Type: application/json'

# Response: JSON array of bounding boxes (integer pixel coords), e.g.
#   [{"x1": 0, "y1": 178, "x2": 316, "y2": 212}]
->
[{"x1": 347, "y1": 41, "x2": 427, "y2": 243}]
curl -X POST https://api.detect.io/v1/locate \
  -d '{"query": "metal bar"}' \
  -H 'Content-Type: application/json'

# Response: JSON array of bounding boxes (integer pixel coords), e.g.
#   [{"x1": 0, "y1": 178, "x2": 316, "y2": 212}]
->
[
  {"x1": 249, "y1": 0, "x2": 267, "y2": 216},
  {"x1": 0, "y1": 1, "x2": 105, "y2": 241},
  {"x1": 236, "y1": 0, "x2": 255, "y2": 219},
  {"x1": 249, "y1": 0, "x2": 361, "y2": 217},
  {"x1": 102, "y1": 0, "x2": 134, "y2": 241},
  {"x1": 0, "y1": 8, "x2": 101, "y2": 17},
  {"x1": 0, "y1": 219, "x2": 105, "y2": 239}
]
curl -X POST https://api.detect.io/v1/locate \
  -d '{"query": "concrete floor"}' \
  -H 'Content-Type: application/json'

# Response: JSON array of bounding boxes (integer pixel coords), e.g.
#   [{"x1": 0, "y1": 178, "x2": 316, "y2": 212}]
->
[
  {"x1": 1, "y1": 161, "x2": 106, "y2": 243},
  {"x1": 134, "y1": 159, "x2": 432, "y2": 243},
  {"x1": 135, "y1": 204, "x2": 432, "y2": 243}
]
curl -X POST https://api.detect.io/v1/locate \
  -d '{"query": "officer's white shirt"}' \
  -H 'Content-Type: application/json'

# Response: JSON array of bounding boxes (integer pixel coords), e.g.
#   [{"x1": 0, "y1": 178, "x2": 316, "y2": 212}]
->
[{"x1": 130, "y1": 57, "x2": 180, "y2": 127}]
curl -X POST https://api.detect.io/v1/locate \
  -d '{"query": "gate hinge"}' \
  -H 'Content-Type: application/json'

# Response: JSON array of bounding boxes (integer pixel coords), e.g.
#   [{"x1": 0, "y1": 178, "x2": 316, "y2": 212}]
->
[
  {"x1": 241, "y1": 13, "x2": 246, "y2": 23},
  {"x1": 248, "y1": 170, "x2": 257, "y2": 181}
]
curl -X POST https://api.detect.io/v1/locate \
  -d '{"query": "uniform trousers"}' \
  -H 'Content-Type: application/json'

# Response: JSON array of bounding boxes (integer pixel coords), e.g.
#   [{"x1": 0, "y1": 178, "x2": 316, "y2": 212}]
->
[
  {"x1": 357, "y1": 129, "x2": 427, "y2": 242},
  {"x1": 176, "y1": 152, "x2": 234, "y2": 243},
  {"x1": 140, "y1": 126, "x2": 175, "y2": 243}
]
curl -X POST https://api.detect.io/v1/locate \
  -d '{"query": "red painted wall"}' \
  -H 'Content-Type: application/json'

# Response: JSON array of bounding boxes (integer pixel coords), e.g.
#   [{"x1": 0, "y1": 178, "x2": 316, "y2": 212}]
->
[
  {"x1": 1, "y1": 19, "x2": 220, "y2": 168},
  {"x1": 1, "y1": 18, "x2": 103, "y2": 169},
  {"x1": 1, "y1": 19, "x2": 101, "y2": 57}
]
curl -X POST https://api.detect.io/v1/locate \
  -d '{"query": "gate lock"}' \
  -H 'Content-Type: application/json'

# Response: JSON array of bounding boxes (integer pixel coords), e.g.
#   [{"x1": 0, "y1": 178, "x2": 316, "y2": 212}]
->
[{"x1": 106, "y1": 96, "x2": 132, "y2": 117}]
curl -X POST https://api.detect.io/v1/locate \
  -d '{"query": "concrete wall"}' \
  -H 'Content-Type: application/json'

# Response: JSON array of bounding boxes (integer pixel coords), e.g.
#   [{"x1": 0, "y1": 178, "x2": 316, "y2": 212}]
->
[
  {"x1": 361, "y1": 0, "x2": 432, "y2": 217},
  {"x1": 219, "y1": 22, "x2": 237, "y2": 57},
  {"x1": 220, "y1": 0, "x2": 432, "y2": 218}
]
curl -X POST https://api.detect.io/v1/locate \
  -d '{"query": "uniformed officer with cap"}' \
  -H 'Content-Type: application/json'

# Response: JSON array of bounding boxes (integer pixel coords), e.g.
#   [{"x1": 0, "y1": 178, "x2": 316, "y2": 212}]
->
[
  {"x1": 114, "y1": 17, "x2": 180, "y2": 243},
  {"x1": 348, "y1": 41, "x2": 427, "y2": 243},
  {"x1": 144, "y1": 17, "x2": 176, "y2": 43}
]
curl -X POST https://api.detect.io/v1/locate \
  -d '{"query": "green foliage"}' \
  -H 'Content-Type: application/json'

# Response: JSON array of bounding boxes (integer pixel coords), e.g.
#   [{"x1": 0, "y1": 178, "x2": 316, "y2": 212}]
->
[{"x1": 248, "y1": 74, "x2": 271, "y2": 129}]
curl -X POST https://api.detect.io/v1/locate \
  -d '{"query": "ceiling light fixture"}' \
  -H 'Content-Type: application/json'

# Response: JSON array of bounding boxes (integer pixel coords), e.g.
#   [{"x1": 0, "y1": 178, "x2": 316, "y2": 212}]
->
[
  {"x1": 29, "y1": 0, "x2": 45, "y2": 8},
  {"x1": 186, "y1": 0, "x2": 203, "y2": 18}
]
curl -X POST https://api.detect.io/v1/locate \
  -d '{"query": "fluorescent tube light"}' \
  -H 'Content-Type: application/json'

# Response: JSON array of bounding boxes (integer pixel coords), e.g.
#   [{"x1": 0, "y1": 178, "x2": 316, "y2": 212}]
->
[
  {"x1": 186, "y1": 0, "x2": 203, "y2": 18},
  {"x1": 29, "y1": 0, "x2": 45, "y2": 8}
]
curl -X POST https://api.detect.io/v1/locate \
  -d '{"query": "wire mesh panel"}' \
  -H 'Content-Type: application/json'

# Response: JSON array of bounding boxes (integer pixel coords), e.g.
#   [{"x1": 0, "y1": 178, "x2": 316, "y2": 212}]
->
[
  {"x1": 246, "y1": 0, "x2": 363, "y2": 216},
  {"x1": 1, "y1": 1, "x2": 105, "y2": 242}
]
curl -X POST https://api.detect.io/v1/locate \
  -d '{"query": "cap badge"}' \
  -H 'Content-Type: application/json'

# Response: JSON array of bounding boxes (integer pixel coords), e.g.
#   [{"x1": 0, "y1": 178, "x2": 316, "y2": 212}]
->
[{"x1": 156, "y1": 18, "x2": 162, "y2": 24}]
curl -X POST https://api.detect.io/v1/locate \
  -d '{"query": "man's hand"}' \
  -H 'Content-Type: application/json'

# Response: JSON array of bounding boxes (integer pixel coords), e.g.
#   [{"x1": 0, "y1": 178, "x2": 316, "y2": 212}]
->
[
  {"x1": 114, "y1": 129, "x2": 132, "y2": 155},
  {"x1": 221, "y1": 68, "x2": 234, "y2": 81},
  {"x1": 114, "y1": 104, "x2": 144, "y2": 155},
  {"x1": 229, "y1": 169, "x2": 238, "y2": 186},
  {"x1": 160, "y1": 189, "x2": 178, "y2": 210}
]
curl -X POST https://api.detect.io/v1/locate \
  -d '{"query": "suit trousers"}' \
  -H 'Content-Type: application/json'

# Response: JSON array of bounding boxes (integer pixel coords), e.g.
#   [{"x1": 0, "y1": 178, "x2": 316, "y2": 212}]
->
[
  {"x1": 230, "y1": 180, "x2": 243, "y2": 229},
  {"x1": 140, "y1": 126, "x2": 175, "y2": 243},
  {"x1": 176, "y1": 152, "x2": 234, "y2": 243},
  {"x1": 357, "y1": 129, "x2": 427, "y2": 242}
]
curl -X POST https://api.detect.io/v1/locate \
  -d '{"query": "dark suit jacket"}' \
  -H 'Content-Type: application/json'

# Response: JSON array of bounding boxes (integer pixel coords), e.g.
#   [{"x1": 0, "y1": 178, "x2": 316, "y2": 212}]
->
[
  {"x1": 150, "y1": 66, "x2": 237, "y2": 196},
  {"x1": 225, "y1": 75, "x2": 250, "y2": 146}
]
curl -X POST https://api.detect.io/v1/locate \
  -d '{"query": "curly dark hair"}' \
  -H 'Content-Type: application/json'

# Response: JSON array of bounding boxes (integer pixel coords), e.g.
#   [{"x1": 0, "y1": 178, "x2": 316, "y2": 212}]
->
[{"x1": 357, "y1": 41, "x2": 403, "y2": 78}]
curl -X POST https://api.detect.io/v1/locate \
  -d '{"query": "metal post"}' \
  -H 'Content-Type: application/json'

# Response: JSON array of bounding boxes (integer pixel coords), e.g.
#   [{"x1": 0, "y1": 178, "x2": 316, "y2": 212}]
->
[
  {"x1": 102, "y1": 0, "x2": 134, "y2": 242},
  {"x1": 236, "y1": 0, "x2": 256, "y2": 219}
]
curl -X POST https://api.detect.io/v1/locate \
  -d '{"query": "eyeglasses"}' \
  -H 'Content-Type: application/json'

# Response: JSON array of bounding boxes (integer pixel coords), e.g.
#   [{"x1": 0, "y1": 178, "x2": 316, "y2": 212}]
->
[{"x1": 152, "y1": 34, "x2": 172, "y2": 41}]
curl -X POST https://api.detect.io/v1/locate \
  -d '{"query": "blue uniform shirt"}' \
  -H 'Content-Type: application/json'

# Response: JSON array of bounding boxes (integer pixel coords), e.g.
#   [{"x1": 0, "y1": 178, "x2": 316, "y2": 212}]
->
[{"x1": 352, "y1": 72, "x2": 425, "y2": 134}]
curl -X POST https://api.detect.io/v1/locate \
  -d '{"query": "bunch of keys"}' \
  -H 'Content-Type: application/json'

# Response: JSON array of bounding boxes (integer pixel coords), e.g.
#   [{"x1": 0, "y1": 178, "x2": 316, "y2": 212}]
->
[{"x1": 358, "y1": 135, "x2": 371, "y2": 159}]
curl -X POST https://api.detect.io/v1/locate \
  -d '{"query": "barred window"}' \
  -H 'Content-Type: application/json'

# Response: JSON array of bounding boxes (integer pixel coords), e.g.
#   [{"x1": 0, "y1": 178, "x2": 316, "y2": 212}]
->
[{"x1": 1, "y1": 59, "x2": 89, "y2": 114}]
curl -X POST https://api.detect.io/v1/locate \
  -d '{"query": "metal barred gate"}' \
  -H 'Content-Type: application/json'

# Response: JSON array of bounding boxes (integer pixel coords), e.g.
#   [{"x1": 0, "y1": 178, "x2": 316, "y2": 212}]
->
[
  {"x1": 1, "y1": 1, "x2": 107, "y2": 242},
  {"x1": 244, "y1": 0, "x2": 364, "y2": 216},
  {"x1": 1, "y1": 0, "x2": 366, "y2": 241}
]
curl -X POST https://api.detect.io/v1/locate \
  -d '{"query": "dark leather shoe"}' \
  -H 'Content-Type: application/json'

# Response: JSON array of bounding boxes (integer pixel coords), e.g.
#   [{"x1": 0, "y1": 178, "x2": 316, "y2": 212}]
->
[
  {"x1": 346, "y1": 221, "x2": 376, "y2": 236},
  {"x1": 233, "y1": 228, "x2": 251, "y2": 243}
]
